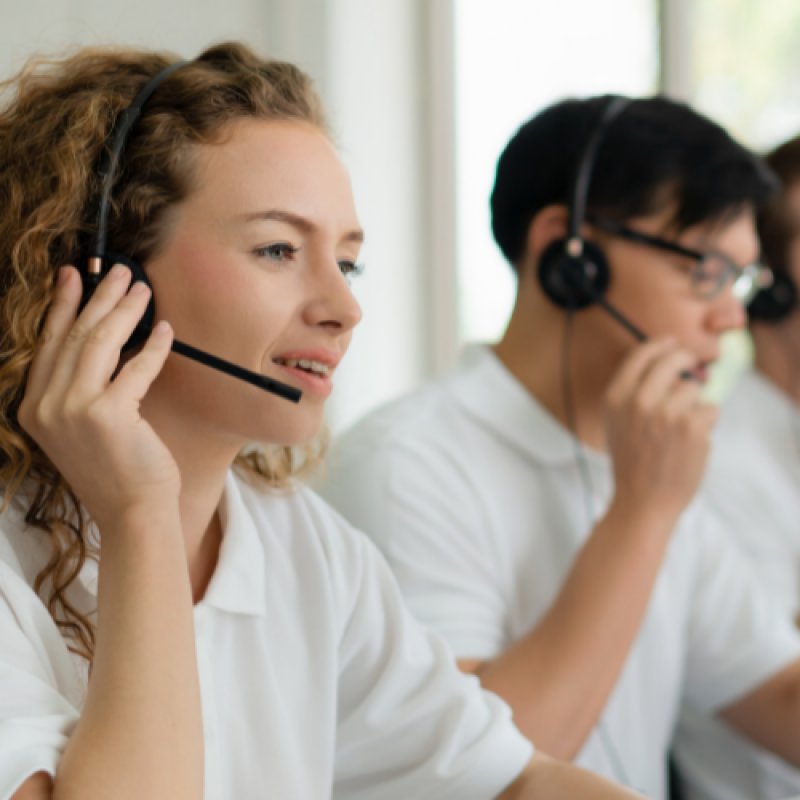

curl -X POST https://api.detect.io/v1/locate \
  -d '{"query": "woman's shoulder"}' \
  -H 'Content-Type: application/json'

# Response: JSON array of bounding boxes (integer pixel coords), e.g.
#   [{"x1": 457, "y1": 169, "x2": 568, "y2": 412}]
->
[
  {"x1": 233, "y1": 473, "x2": 374, "y2": 581},
  {"x1": 236, "y1": 472, "x2": 362, "y2": 542}
]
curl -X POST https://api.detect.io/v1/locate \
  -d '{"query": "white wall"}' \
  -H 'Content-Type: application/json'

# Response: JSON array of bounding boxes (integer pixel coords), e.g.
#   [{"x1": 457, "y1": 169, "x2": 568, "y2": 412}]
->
[
  {"x1": 0, "y1": 0, "x2": 444, "y2": 433},
  {"x1": 0, "y1": 0, "x2": 275, "y2": 77}
]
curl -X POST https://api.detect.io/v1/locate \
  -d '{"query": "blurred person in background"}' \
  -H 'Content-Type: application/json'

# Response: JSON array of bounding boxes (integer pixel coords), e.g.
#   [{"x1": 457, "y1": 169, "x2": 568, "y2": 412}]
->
[
  {"x1": 672, "y1": 135, "x2": 800, "y2": 800},
  {"x1": 321, "y1": 96, "x2": 800, "y2": 800}
]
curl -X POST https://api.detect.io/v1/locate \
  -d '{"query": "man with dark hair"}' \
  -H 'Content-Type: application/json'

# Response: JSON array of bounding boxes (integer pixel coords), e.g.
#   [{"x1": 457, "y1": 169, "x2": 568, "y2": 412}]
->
[
  {"x1": 320, "y1": 96, "x2": 800, "y2": 799},
  {"x1": 672, "y1": 134, "x2": 800, "y2": 800}
]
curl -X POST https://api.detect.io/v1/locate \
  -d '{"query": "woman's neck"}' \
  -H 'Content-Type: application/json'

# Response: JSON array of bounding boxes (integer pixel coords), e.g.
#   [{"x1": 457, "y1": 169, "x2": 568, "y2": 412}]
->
[{"x1": 142, "y1": 397, "x2": 244, "y2": 603}]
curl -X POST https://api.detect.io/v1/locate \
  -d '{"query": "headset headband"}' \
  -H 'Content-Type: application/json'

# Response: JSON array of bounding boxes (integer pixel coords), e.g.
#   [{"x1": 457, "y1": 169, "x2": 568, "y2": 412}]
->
[
  {"x1": 566, "y1": 96, "x2": 632, "y2": 255},
  {"x1": 88, "y1": 60, "x2": 189, "y2": 274}
]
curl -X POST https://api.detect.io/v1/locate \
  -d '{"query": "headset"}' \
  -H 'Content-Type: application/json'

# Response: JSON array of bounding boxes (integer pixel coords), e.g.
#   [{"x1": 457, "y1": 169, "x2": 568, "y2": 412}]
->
[
  {"x1": 748, "y1": 266, "x2": 798, "y2": 323},
  {"x1": 536, "y1": 96, "x2": 649, "y2": 341},
  {"x1": 81, "y1": 61, "x2": 301, "y2": 403}
]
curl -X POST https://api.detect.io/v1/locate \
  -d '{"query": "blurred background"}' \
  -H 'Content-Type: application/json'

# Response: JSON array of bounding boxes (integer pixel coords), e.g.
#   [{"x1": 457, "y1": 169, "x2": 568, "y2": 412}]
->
[{"x1": 2, "y1": 0, "x2": 799, "y2": 431}]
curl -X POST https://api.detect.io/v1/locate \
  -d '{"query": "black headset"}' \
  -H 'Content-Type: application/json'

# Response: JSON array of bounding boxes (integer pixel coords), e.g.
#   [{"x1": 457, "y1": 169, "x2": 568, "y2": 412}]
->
[
  {"x1": 81, "y1": 61, "x2": 301, "y2": 403},
  {"x1": 537, "y1": 96, "x2": 649, "y2": 342},
  {"x1": 748, "y1": 268, "x2": 797, "y2": 322}
]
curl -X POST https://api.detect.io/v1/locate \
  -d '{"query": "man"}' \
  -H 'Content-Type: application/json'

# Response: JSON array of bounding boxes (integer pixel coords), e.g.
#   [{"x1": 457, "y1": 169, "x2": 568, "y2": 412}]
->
[
  {"x1": 672, "y1": 135, "x2": 800, "y2": 800},
  {"x1": 319, "y1": 97, "x2": 800, "y2": 799}
]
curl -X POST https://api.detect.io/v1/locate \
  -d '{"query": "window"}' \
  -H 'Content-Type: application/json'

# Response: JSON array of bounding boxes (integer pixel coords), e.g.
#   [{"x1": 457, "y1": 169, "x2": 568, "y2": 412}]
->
[
  {"x1": 692, "y1": 0, "x2": 800, "y2": 150},
  {"x1": 454, "y1": 0, "x2": 659, "y2": 343}
]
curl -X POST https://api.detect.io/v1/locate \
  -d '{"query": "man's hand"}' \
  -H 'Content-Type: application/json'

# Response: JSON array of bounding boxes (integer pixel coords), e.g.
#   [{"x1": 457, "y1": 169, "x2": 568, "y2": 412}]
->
[{"x1": 605, "y1": 337, "x2": 717, "y2": 522}]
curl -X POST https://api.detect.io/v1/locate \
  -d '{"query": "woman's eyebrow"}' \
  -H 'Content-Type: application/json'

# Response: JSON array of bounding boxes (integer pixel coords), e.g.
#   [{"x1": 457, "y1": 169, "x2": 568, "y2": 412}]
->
[{"x1": 241, "y1": 209, "x2": 364, "y2": 243}]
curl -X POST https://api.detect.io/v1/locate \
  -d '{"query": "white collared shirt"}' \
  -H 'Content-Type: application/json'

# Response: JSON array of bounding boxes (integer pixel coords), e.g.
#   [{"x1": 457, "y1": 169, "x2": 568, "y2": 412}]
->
[
  {"x1": 0, "y1": 470, "x2": 532, "y2": 800},
  {"x1": 320, "y1": 345, "x2": 800, "y2": 800},
  {"x1": 673, "y1": 369, "x2": 800, "y2": 800}
]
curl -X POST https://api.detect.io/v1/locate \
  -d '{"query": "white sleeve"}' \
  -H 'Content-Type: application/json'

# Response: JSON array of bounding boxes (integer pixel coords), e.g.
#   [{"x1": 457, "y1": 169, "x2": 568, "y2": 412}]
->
[
  {"x1": 682, "y1": 505, "x2": 800, "y2": 713},
  {"x1": 703, "y1": 454, "x2": 799, "y2": 616},
  {"x1": 321, "y1": 438, "x2": 510, "y2": 661},
  {"x1": 0, "y1": 561, "x2": 81, "y2": 799},
  {"x1": 326, "y1": 524, "x2": 532, "y2": 800}
]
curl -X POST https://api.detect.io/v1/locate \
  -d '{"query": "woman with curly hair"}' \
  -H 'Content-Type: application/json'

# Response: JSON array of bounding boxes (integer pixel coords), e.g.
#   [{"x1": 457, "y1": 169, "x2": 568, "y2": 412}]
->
[{"x1": 0, "y1": 42, "x2": 645, "y2": 800}]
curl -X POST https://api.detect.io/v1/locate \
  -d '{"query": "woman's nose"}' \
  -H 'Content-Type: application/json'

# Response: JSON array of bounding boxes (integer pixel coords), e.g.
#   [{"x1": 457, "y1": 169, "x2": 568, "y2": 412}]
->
[{"x1": 304, "y1": 259, "x2": 363, "y2": 334}]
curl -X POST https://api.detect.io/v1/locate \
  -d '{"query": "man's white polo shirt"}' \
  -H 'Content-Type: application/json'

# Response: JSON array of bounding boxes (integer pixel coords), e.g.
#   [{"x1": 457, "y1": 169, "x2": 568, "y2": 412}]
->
[
  {"x1": 673, "y1": 368, "x2": 800, "y2": 800},
  {"x1": 320, "y1": 345, "x2": 800, "y2": 800},
  {"x1": 0, "y1": 470, "x2": 532, "y2": 799}
]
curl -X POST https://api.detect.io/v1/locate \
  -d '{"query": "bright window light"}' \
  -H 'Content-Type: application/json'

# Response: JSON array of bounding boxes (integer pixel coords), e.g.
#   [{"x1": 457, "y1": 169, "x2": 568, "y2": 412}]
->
[{"x1": 454, "y1": 0, "x2": 658, "y2": 344}]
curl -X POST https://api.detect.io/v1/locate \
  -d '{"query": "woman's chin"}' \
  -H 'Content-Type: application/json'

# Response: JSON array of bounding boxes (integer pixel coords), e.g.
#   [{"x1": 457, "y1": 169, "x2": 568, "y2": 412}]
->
[{"x1": 258, "y1": 414, "x2": 325, "y2": 448}]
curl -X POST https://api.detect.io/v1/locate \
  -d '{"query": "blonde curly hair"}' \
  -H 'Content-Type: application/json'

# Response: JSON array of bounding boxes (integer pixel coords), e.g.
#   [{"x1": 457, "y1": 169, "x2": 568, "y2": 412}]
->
[{"x1": 0, "y1": 42, "x2": 329, "y2": 663}]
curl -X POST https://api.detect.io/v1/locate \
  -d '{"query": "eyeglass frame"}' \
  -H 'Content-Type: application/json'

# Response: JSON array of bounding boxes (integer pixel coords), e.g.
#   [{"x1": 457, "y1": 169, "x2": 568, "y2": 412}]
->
[{"x1": 586, "y1": 214, "x2": 772, "y2": 304}]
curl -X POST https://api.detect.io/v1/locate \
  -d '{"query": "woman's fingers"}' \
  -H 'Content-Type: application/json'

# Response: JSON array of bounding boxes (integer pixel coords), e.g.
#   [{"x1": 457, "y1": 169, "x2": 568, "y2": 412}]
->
[
  {"x1": 104, "y1": 321, "x2": 174, "y2": 405},
  {"x1": 46, "y1": 264, "x2": 135, "y2": 396},
  {"x1": 24, "y1": 266, "x2": 83, "y2": 400},
  {"x1": 67, "y1": 282, "x2": 154, "y2": 399}
]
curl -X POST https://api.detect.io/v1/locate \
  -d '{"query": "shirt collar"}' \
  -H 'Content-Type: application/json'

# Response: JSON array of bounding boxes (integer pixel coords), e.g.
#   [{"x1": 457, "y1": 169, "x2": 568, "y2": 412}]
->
[
  {"x1": 201, "y1": 471, "x2": 267, "y2": 617},
  {"x1": 78, "y1": 471, "x2": 267, "y2": 617},
  {"x1": 448, "y1": 343, "x2": 607, "y2": 467}
]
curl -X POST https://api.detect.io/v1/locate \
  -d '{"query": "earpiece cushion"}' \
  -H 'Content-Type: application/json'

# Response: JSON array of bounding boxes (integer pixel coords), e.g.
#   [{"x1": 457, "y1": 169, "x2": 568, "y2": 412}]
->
[
  {"x1": 538, "y1": 238, "x2": 611, "y2": 311},
  {"x1": 748, "y1": 268, "x2": 798, "y2": 323},
  {"x1": 79, "y1": 251, "x2": 155, "y2": 351}
]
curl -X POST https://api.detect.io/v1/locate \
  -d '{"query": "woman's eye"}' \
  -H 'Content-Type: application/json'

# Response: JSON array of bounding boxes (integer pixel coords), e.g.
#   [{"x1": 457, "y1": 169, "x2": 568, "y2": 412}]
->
[
  {"x1": 255, "y1": 243, "x2": 299, "y2": 262},
  {"x1": 339, "y1": 261, "x2": 365, "y2": 279}
]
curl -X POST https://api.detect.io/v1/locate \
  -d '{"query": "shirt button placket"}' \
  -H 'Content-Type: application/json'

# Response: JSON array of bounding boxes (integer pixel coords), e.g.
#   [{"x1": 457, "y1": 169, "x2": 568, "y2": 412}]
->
[{"x1": 195, "y1": 607, "x2": 221, "y2": 799}]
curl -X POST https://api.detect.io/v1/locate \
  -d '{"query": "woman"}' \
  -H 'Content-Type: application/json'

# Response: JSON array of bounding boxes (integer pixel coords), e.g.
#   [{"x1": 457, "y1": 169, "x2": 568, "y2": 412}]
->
[{"x1": 0, "y1": 43, "x2": 643, "y2": 799}]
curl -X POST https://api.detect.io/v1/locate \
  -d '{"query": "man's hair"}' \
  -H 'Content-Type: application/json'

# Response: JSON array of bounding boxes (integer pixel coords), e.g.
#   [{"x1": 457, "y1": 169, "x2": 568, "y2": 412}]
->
[
  {"x1": 491, "y1": 95, "x2": 778, "y2": 272},
  {"x1": 758, "y1": 135, "x2": 800, "y2": 275}
]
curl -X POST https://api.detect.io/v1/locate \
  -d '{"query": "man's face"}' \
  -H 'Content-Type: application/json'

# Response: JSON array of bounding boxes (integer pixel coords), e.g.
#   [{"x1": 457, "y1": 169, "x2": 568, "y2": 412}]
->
[
  {"x1": 582, "y1": 204, "x2": 759, "y2": 383},
  {"x1": 783, "y1": 182, "x2": 800, "y2": 290}
]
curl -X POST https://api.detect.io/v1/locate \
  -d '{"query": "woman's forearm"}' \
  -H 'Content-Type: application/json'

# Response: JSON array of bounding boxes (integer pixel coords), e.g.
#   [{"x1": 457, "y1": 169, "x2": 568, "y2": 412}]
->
[{"x1": 52, "y1": 505, "x2": 203, "y2": 800}]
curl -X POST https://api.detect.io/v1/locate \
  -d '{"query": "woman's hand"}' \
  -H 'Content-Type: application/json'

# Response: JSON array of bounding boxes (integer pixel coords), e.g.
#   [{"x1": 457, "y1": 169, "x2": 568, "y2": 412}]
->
[
  {"x1": 18, "y1": 264, "x2": 179, "y2": 531},
  {"x1": 604, "y1": 337, "x2": 718, "y2": 523}
]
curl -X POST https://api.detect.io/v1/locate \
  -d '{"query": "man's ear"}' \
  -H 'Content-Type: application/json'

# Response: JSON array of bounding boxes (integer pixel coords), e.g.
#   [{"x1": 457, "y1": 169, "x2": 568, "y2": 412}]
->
[{"x1": 520, "y1": 205, "x2": 570, "y2": 279}]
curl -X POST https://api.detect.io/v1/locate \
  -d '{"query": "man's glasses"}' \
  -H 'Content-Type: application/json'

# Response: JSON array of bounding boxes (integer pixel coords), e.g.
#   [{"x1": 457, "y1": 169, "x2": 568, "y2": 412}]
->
[{"x1": 587, "y1": 215, "x2": 773, "y2": 305}]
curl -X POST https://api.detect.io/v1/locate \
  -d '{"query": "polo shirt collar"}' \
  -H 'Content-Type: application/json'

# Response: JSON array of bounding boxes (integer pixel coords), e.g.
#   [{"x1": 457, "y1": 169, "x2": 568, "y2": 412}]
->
[
  {"x1": 75, "y1": 472, "x2": 266, "y2": 616},
  {"x1": 202, "y1": 471, "x2": 267, "y2": 617},
  {"x1": 449, "y1": 343, "x2": 607, "y2": 467}
]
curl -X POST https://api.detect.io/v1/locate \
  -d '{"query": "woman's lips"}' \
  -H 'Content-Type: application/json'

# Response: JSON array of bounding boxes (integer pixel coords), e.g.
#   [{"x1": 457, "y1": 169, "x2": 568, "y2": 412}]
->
[{"x1": 274, "y1": 362, "x2": 333, "y2": 397}]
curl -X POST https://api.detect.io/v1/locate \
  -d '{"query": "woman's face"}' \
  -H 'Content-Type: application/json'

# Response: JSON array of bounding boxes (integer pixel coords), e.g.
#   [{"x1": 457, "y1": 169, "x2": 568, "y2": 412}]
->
[{"x1": 142, "y1": 119, "x2": 363, "y2": 448}]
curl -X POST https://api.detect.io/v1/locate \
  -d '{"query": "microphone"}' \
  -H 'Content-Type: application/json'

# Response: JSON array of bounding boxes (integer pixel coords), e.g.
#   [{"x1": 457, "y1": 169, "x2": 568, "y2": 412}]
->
[
  {"x1": 169, "y1": 335, "x2": 301, "y2": 402},
  {"x1": 562, "y1": 261, "x2": 698, "y2": 382},
  {"x1": 594, "y1": 298, "x2": 697, "y2": 382},
  {"x1": 79, "y1": 267, "x2": 302, "y2": 403}
]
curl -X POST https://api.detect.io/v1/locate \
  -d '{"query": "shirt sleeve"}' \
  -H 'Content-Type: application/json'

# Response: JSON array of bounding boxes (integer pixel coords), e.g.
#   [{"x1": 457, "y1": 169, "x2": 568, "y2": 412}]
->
[
  {"x1": 682, "y1": 504, "x2": 800, "y2": 713},
  {"x1": 703, "y1": 449, "x2": 800, "y2": 616},
  {"x1": 321, "y1": 436, "x2": 510, "y2": 661},
  {"x1": 321, "y1": 514, "x2": 532, "y2": 800},
  {"x1": 0, "y1": 560, "x2": 81, "y2": 799}
]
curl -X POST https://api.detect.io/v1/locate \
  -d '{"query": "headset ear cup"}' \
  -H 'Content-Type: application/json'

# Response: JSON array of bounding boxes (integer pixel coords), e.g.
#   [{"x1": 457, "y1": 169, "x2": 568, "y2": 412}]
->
[
  {"x1": 748, "y1": 268, "x2": 798, "y2": 323},
  {"x1": 109, "y1": 252, "x2": 156, "y2": 351},
  {"x1": 79, "y1": 252, "x2": 156, "y2": 352},
  {"x1": 538, "y1": 238, "x2": 611, "y2": 310}
]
